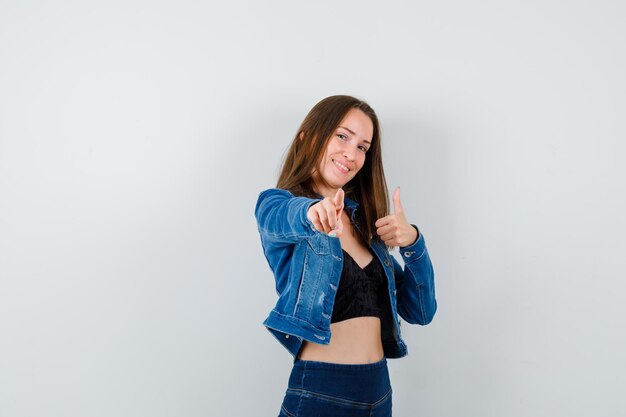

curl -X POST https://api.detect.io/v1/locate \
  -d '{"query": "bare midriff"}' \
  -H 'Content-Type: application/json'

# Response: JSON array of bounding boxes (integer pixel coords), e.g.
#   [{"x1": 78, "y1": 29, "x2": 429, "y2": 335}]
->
[{"x1": 297, "y1": 316, "x2": 385, "y2": 364}]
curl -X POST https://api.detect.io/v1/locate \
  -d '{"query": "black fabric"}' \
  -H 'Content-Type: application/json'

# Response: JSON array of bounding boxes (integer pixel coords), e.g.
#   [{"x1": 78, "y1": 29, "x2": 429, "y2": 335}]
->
[{"x1": 331, "y1": 249, "x2": 387, "y2": 324}]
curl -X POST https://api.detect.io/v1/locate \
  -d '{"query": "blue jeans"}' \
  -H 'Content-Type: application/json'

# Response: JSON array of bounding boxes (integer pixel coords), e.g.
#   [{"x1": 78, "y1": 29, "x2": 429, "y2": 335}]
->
[{"x1": 278, "y1": 358, "x2": 392, "y2": 417}]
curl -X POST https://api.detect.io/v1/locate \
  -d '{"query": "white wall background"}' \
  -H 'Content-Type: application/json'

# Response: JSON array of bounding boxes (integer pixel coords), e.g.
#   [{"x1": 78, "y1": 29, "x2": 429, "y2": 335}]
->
[{"x1": 1, "y1": 1, "x2": 624, "y2": 416}]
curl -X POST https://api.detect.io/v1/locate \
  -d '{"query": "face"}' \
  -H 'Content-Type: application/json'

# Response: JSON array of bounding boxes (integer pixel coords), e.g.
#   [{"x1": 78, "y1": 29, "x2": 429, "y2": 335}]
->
[{"x1": 312, "y1": 108, "x2": 374, "y2": 198}]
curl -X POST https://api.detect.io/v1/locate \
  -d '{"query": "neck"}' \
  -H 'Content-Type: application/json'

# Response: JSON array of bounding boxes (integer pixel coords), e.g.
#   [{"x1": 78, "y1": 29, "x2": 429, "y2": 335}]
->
[
  {"x1": 316, "y1": 186, "x2": 339, "y2": 199},
  {"x1": 311, "y1": 178, "x2": 339, "y2": 199}
]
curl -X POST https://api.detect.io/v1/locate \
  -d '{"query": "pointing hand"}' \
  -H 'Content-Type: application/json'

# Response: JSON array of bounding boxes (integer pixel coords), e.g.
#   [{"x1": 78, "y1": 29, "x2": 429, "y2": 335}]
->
[{"x1": 307, "y1": 188, "x2": 345, "y2": 238}]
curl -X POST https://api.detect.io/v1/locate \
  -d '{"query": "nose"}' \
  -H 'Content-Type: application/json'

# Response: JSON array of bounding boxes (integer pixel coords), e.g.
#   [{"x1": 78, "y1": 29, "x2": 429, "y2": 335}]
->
[{"x1": 342, "y1": 144, "x2": 357, "y2": 161}]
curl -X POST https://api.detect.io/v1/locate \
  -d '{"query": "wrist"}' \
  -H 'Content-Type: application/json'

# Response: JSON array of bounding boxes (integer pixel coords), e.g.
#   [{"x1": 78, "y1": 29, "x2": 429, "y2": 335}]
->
[
  {"x1": 402, "y1": 225, "x2": 419, "y2": 248},
  {"x1": 410, "y1": 225, "x2": 419, "y2": 245}
]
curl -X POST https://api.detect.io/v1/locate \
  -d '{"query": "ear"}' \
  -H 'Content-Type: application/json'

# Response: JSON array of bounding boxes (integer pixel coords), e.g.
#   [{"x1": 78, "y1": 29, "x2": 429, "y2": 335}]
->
[{"x1": 299, "y1": 131, "x2": 304, "y2": 141}]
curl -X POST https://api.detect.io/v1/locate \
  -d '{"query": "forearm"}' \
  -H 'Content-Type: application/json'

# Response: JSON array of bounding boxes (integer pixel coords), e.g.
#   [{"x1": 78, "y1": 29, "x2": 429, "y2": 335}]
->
[
  {"x1": 394, "y1": 232, "x2": 437, "y2": 325},
  {"x1": 255, "y1": 188, "x2": 321, "y2": 244}
]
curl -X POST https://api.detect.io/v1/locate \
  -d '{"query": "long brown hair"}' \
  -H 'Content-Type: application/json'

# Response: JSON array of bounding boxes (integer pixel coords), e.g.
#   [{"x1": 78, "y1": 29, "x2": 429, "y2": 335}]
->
[{"x1": 277, "y1": 95, "x2": 389, "y2": 244}]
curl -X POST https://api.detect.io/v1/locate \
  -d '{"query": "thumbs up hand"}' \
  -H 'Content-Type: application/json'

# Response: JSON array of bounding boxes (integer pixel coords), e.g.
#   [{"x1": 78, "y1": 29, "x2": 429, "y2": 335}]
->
[
  {"x1": 375, "y1": 187, "x2": 419, "y2": 247},
  {"x1": 307, "y1": 188, "x2": 345, "y2": 238}
]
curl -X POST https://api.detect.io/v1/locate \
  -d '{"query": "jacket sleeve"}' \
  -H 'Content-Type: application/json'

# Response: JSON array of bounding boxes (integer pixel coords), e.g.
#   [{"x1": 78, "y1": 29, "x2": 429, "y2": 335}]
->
[
  {"x1": 255, "y1": 188, "x2": 322, "y2": 245},
  {"x1": 392, "y1": 228, "x2": 437, "y2": 325}
]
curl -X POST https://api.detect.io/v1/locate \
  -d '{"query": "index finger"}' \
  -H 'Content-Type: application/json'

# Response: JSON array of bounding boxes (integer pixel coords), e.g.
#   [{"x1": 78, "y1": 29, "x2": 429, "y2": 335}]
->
[
  {"x1": 333, "y1": 188, "x2": 344, "y2": 212},
  {"x1": 322, "y1": 198, "x2": 339, "y2": 231}
]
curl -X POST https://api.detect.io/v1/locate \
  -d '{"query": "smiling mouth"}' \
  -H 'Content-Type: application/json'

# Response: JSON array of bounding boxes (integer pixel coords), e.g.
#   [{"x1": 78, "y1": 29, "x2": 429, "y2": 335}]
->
[{"x1": 332, "y1": 159, "x2": 350, "y2": 173}]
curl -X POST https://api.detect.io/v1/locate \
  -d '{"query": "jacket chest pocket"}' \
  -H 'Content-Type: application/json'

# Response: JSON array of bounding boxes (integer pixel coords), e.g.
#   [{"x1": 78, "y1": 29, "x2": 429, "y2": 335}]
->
[{"x1": 305, "y1": 234, "x2": 330, "y2": 255}]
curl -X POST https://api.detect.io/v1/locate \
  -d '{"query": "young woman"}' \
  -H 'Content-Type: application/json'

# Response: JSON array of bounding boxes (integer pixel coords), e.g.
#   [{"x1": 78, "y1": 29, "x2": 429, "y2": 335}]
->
[{"x1": 255, "y1": 95, "x2": 437, "y2": 417}]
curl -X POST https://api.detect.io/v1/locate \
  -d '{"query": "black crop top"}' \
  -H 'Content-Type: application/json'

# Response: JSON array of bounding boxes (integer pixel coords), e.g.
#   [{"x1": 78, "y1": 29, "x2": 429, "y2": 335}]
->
[{"x1": 331, "y1": 249, "x2": 387, "y2": 324}]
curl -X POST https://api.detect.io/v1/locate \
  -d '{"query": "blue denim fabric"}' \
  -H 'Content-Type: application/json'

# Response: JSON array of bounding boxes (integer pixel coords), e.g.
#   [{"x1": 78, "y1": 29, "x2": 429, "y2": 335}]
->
[
  {"x1": 278, "y1": 359, "x2": 392, "y2": 417},
  {"x1": 255, "y1": 188, "x2": 437, "y2": 359}
]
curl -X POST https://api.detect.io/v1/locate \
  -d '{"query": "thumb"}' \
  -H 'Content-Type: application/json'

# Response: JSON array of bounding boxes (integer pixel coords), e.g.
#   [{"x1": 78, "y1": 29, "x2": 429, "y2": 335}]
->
[{"x1": 392, "y1": 186, "x2": 404, "y2": 214}]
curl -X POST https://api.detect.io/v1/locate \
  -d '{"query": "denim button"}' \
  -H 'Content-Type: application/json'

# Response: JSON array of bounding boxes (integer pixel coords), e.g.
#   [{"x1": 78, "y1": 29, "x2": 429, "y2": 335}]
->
[
  {"x1": 385, "y1": 258, "x2": 391, "y2": 266},
  {"x1": 285, "y1": 334, "x2": 289, "y2": 339},
  {"x1": 403, "y1": 251, "x2": 415, "y2": 257}
]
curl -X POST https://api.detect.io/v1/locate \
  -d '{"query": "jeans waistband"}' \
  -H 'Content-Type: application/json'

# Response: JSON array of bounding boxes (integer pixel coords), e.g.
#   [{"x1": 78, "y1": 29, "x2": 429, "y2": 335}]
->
[{"x1": 293, "y1": 357, "x2": 387, "y2": 371}]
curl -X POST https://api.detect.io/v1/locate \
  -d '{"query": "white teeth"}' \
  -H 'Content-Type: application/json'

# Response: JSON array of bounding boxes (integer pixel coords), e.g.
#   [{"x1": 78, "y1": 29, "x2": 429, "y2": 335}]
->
[{"x1": 333, "y1": 160, "x2": 349, "y2": 172}]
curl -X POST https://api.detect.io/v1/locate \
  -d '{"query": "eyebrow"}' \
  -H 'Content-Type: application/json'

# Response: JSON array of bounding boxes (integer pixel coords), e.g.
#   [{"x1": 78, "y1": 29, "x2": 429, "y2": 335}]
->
[{"x1": 338, "y1": 126, "x2": 371, "y2": 144}]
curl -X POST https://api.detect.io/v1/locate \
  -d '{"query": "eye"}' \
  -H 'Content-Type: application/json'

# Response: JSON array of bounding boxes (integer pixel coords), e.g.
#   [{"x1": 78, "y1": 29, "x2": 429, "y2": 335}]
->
[
  {"x1": 337, "y1": 133, "x2": 348, "y2": 141},
  {"x1": 358, "y1": 145, "x2": 368, "y2": 153}
]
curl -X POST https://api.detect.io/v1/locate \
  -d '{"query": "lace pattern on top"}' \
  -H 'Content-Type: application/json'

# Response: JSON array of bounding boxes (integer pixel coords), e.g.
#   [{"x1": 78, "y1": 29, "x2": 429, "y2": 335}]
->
[{"x1": 330, "y1": 249, "x2": 387, "y2": 324}]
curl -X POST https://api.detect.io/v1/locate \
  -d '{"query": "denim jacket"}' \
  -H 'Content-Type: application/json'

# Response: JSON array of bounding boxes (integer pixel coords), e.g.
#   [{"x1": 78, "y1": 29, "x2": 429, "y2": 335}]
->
[{"x1": 255, "y1": 188, "x2": 437, "y2": 359}]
